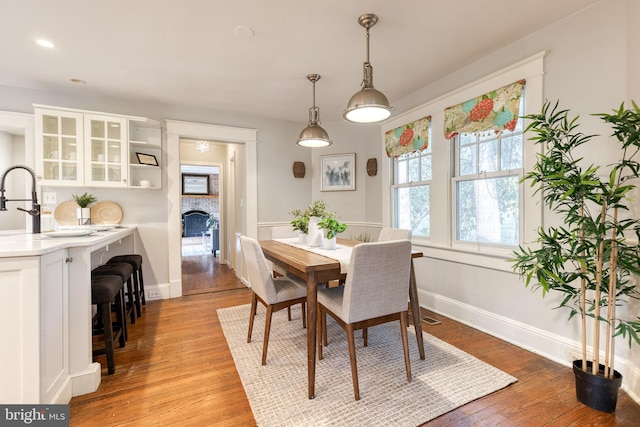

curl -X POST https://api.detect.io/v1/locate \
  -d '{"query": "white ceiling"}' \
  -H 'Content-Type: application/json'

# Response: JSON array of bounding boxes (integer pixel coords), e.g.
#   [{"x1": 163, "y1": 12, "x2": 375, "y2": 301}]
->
[{"x1": 0, "y1": 0, "x2": 600, "y2": 123}]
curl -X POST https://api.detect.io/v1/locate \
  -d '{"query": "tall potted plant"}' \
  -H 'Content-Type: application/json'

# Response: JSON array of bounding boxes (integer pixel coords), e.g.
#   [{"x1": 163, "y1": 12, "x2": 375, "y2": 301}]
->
[{"x1": 511, "y1": 101, "x2": 640, "y2": 412}]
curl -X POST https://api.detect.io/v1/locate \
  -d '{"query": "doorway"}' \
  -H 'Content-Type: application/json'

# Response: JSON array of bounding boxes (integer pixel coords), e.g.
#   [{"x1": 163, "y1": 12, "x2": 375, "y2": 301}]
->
[{"x1": 166, "y1": 120, "x2": 258, "y2": 299}]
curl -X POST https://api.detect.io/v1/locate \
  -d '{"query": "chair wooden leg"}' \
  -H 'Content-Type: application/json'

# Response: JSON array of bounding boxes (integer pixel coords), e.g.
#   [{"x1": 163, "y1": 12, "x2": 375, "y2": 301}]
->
[
  {"x1": 317, "y1": 304, "x2": 324, "y2": 360},
  {"x1": 322, "y1": 310, "x2": 328, "y2": 346},
  {"x1": 261, "y1": 306, "x2": 274, "y2": 366},
  {"x1": 287, "y1": 306, "x2": 292, "y2": 321},
  {"x1": 399, "y1": 311, "x2": 412, "y2": 383},
  {"x1": 363, "y1": 327, "x2": 368, "y2": 347},
  {"x1": 301, "y1": 302, "x2": 307, "y2": 329},
  {"x1": 346, "y1": 324, "x2": 360, "y2": 400},
  {"x1": 247, "y1": 293, "x2": 258, "y2": 343}
]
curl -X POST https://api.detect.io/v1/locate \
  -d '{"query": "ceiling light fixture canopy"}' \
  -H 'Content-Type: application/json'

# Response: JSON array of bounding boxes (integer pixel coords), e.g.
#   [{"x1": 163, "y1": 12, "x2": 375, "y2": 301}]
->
[
  {"x1": 297, "y1": 74, "x2": 332, "y2": 148},
  {"x1": 343, "y1": 13, "x2": 393, "y2": 124}
]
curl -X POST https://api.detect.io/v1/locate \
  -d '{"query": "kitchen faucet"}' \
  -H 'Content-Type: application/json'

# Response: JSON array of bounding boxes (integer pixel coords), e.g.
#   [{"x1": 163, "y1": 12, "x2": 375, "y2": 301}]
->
[{"x1": 0, "y1": 165, "x2": 41, "y2": 233}]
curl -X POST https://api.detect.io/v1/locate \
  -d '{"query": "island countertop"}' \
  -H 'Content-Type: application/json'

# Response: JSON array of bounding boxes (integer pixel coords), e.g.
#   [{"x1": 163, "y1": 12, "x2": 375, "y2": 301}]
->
[{"x1": 0, "y1": 226, "x2": 137, "y2": 257}]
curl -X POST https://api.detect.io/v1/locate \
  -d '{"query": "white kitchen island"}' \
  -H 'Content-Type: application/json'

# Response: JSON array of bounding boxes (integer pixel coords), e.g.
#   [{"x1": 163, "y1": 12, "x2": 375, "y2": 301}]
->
[{"x1": 0, "y1": 226, "x2": 136, "y2": 404}]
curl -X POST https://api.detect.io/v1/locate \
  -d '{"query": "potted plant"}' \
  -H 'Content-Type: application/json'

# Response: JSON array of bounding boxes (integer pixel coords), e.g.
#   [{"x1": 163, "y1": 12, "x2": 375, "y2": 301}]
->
[
  {"x1": 72, "y1": 192, "x2": 97, "y2": 225},
  {"x1": 318, "y1": 215, "x2": 347, "y2": 250},
  {"x1": 511, "y1": 101, "x2": 640, "y2": 412},
  {"x1": 290, "y1": 200, "x2": 332, "y2": 246},
  {"x1": 289, "y1": 209, "x2": 309, "y2": 243}
]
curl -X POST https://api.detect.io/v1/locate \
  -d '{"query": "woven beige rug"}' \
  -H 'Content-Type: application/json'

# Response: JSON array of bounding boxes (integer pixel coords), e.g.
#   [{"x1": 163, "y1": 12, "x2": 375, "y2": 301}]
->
[{"x1": 217, "y1": 304, "x2": 516, "y2": 427}]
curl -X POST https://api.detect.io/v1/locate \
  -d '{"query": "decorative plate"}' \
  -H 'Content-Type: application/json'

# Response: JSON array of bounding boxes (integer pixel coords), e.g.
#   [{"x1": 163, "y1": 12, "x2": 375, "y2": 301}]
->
[
  {"x1": 53, "y1": 200, "x2": 80, "y2": 226},
  {"x1": 44, "y1": 230, "x2": 96, "y2": 237},
  {"x1": 90, "y1": 201, "x2": 123, "y2": 225}
]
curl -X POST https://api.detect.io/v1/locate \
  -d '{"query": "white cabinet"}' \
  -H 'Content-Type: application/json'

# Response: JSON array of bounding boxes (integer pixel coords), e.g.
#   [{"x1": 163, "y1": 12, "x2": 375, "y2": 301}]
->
[
  {"x1": 34, "y1": 105, "x2": 161, "y2": 189},
  {"x1": 84, "y1": 114, "x2": 128, "y2": 187},
  {"x1": 35, "y1": 108, "x2": 84, "y2": 186},
  {"x1": 0, "y1": 249, "x2": 70, "y2": 403}
]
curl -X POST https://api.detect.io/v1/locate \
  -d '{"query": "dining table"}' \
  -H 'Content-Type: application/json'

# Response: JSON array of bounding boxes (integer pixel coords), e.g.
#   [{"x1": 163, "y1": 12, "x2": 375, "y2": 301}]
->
[{"x1": 259, "y1": 237, "x2": 424, "y2": 399}]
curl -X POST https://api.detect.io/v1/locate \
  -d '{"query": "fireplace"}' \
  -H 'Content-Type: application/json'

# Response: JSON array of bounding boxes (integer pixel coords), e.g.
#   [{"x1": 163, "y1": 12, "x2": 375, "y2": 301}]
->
[{"x1": 182, "y1": 210, "x2": 210, "y2": 237}]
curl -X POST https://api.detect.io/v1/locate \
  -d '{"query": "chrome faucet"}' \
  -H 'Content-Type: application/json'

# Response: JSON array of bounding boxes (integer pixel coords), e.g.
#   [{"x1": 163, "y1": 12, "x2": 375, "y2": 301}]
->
[{"x1": 0, "y1": 165, "x2": 41, "y2": 234}]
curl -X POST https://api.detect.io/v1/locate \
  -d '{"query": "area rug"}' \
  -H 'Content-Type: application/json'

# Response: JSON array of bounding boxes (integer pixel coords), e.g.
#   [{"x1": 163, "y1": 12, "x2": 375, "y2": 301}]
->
[{"x1": 217, "y1": 304, "x2": 516, "y2": 427}]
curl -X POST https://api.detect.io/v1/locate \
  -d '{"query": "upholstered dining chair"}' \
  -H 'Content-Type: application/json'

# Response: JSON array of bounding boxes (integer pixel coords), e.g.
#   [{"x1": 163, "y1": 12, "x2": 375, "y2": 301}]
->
[
  {"x1": 378, "y1": 227, "x2": 411, "y2": 242},
  {"x1": 317, "y1": 239, "x2": 413, "y2": 400},
  {"x1": 240, "y1": 235, "x2": 307, "y2": 365}
]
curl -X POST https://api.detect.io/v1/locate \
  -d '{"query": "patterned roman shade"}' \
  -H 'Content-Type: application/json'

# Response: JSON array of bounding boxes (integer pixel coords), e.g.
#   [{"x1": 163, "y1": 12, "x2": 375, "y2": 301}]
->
[
  {"x1": 385, "y1": 116, "x2": 431, "y2": 158},
  {"x1": 444, "y1": 80, "x2": 525, "y2": 139}
]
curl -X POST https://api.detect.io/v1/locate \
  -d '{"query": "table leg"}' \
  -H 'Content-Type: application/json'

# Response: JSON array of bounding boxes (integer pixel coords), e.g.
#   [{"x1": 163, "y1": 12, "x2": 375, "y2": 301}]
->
[
  {"x1": 306, "y1": 272, "x2": 317, "y2": 399},
  {"x1": 409, "y1": 260, "x2": 425, "y2": 360}
]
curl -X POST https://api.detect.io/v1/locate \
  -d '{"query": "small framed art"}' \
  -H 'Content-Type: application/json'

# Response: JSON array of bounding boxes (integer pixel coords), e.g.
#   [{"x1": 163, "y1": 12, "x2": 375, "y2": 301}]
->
[
  {"x1": 136, "y1": 152, "x2": 159, "y2": 166},
  {"x1": 320, "y1": 153, "x2": 356, "y2": 191}
]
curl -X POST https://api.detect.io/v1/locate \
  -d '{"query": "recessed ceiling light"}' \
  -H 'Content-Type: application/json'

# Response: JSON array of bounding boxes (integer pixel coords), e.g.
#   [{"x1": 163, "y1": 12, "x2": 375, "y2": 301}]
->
[
  {"x1": 70, "y1": 78, "x2": 86, "y2": 84},
  {"x1": 234, "y1": 26, "x2": 255, "y2": 38},
  {"x1": 36, "y1": 39, "x2": 55, "y2": 49}
]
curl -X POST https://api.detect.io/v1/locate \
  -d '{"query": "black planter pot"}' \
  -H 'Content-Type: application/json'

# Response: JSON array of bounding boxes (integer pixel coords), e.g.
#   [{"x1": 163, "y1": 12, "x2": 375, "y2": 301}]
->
[{"x1": 572, "y1": 360, "x2": 622, "y2": 413}]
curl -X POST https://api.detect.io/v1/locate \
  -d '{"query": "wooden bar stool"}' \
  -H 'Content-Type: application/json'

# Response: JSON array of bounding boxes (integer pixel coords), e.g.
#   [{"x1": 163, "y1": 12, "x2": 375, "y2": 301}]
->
[
  {"x1": 107, "y1": 254, "x2": 145, "y2": 316},
  {"x1": 91, "y1": 274, "x2": 126, "y2": 375},
  {"x1": 92, "y1": 262, "x2": 135, "y2": 328}
]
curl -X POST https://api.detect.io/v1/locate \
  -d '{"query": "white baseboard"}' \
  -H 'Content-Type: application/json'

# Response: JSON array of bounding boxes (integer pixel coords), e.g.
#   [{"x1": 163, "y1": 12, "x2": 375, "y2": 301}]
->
[
  {"x1": 418, "y1": 288, "x2": 640, "y2": 405},
  {"x1": 71, "y1": 362, "x2": 101, "y2": 397},
  {"x1": 49, "y1": 376, "x2": 72, "y2": 404}
]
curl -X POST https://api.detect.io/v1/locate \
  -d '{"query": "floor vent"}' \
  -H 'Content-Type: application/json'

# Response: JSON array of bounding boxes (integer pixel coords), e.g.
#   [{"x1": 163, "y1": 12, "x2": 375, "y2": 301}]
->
[{"x1": 420, "y1": 315, "x2": 441, "y2": 325}]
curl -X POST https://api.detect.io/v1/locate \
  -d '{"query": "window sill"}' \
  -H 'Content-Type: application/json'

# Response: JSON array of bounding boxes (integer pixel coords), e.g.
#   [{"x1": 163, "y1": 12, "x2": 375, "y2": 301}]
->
[{"x1": 412, "y1": 240, "x2": 515, "y2": 273}]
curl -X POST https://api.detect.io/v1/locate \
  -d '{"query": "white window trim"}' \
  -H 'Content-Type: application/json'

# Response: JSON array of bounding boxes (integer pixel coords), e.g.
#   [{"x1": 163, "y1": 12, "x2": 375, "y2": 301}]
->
[{"x1": 381, "y1": 51, "x2": 545, "y2": 272}]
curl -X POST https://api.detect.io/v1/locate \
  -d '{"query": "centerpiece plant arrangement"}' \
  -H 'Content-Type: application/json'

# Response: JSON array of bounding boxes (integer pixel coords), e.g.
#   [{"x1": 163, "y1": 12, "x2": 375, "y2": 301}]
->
[
  {"x1": 290, "y1": 200, "x2": 347, "y2": 247},
  {"x1": 510, "y1": 101, "x2": 640, "y2": 412},
  {"x1": 72, "y1": 192, "x2": 97, "y2": 225}
]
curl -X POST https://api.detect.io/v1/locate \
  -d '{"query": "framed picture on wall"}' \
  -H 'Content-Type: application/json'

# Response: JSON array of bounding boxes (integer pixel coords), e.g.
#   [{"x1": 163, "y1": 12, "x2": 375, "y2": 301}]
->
[
  {"x1": 320, "y1": 153, "x2": 356, "y2": 191},
  {"x1": 182, "y1": 174, "x2": 210, "y2": 195}
]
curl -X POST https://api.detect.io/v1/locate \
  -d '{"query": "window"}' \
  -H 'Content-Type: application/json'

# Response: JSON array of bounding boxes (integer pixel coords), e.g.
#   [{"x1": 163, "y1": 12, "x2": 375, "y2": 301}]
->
[
  {"x1": 453, "y1": 95, "x2": 525, "y2": 247},
  {"x1": 392, "y1": 132, "x2": 432, "y2": 237}
]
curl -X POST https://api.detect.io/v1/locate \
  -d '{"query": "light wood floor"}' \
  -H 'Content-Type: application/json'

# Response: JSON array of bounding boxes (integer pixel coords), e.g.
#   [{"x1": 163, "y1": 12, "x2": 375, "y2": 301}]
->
[{"x1": 70, "y1": 272, "x2": 640, "y2": 425}]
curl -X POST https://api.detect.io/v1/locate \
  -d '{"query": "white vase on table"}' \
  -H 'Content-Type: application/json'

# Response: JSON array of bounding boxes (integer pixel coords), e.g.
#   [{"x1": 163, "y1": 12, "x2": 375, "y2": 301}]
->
[
  {"x1": 308, "y1": 216, "x2": 322, "y2": 247},
  {"x1": 322, "y1": 235, "x2": 337, "y2": 250},
  {"x1": 298, "y1": 233, "x2": 308, "y2": 244}
]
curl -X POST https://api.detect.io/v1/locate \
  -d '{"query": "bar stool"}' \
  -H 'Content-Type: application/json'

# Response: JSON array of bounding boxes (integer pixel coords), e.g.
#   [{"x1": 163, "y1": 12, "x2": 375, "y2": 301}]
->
[
  {"x1": 92, "y1": 262, "x2": 135, "y2": 328},
  {"x1": 107, "y1": 255, "x2": 145, "y2": 317},
  {"x1": 91, "y1": 274, "x2": 126, "y2": 375}
]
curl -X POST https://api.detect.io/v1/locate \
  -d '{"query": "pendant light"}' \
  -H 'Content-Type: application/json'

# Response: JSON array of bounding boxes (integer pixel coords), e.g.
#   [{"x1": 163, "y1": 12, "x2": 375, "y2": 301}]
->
[
  {"x1": 297, "y1": 74, "x2": 332, "y2": 147},
  {"x1": 343, "y1": 13, "x2": 393, "y2": 124}
]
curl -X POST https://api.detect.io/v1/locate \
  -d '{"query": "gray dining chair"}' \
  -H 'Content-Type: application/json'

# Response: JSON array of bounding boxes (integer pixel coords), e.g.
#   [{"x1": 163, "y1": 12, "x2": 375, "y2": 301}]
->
[
  {"x1": 378, "y1": 227, "x2": 411, "y2": 242},
  {"x1": 316, "y1": 239, "x2": 413, "y2": 400},
  {"x1": 240, "y1": 235, "x2": 307, "y2": 365}
]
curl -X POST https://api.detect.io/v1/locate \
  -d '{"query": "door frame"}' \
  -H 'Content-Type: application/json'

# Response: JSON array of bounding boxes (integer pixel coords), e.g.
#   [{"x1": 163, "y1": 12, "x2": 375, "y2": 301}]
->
[{"x1": 166, "y1": 120, "x2": 257, "y2": 298}]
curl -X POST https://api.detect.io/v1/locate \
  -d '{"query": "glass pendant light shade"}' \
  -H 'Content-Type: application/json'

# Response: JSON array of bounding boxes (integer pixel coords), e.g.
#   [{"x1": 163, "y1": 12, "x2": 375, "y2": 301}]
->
[
  {"x1": 343, "y1": 13, "x2": 393, "y2": 124},
  {"x1": 297, "y1": 74, "x2": 332, "y2": 147}
]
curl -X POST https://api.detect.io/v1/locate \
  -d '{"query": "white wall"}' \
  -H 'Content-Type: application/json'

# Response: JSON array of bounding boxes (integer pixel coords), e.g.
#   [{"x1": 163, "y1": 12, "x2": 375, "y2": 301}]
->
[{"x1": 387, "y1": 0, "x2": 639, "y2": 401}]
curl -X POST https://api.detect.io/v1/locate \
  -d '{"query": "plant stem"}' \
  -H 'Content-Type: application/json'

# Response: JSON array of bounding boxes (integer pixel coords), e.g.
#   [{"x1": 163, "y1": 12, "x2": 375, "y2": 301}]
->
[{"x1": 592, "y1": 202, "x2": 607, "y2": 375}]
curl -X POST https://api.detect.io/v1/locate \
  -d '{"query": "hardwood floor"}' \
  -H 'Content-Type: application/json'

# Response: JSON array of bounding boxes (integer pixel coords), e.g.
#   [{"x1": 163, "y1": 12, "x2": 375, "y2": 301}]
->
[
  {"x1": 70, "y1": 279, "x2": 640, "y2": 425},
  {"x1": 182, "y1": 252, "x2": 247, "y2": 295}
]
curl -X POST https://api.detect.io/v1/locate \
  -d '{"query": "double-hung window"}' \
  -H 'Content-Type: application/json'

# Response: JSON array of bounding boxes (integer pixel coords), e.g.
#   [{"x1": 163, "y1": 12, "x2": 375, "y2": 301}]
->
[
  {"x1": 452, "y1": 95, "x2": 525, "y2": 247},
  {"x1": 387, "y1": 117, "x2": 432, "y2": 238},
  {"x1": 392, "y1": 140, "x2": 432, "y2": 237}
]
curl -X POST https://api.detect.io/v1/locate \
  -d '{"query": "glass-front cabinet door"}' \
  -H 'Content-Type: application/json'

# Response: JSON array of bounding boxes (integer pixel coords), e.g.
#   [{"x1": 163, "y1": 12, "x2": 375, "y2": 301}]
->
[
  {"x1": 35, "y1": 108, "x2": 84, "y2": 185},
  {"x1": 84, "y1": 114, "x2": 128, "y2": 187}
]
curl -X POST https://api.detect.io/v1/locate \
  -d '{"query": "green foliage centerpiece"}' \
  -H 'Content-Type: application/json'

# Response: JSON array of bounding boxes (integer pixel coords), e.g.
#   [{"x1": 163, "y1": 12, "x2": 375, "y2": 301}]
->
[{"x1": 510, "y1": 101, "x2": 640, "y2": 412}]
